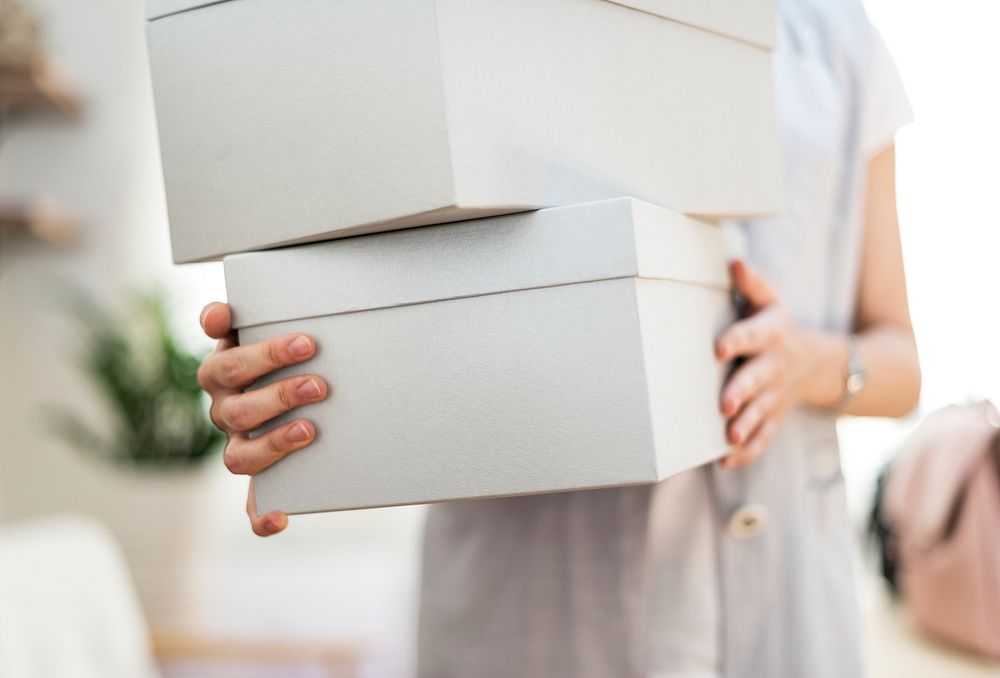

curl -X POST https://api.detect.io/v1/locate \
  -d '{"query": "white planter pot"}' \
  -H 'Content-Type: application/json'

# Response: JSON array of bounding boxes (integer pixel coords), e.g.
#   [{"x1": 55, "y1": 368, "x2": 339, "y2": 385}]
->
[{"x1": 86, "y1": 463, "x2": 215, "y2": 630}]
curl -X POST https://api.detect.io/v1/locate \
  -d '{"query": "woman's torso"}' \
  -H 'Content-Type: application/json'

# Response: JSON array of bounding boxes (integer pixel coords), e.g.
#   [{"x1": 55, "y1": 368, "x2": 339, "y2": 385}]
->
[{"x1": 417, "y1": 0, "x2": 904, "y2": 675}]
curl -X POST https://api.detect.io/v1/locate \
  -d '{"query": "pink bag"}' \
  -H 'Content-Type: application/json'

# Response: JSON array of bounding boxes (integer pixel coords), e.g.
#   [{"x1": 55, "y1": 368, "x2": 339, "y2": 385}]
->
[{"x1": 873, "y1": 401, "x2": 1000, "y2": 658}]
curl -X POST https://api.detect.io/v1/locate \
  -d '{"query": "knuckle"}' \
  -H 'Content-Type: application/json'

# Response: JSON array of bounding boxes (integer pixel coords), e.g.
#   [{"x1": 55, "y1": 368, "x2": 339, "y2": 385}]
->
[
  {"x1": 197, "y1": 361, "x2": 213, "y2": 390},
  {"x1": 209, "y1": 403, "x2": 224, "y2": 430},
  {"x1": 266, "y1": 340, "x2": 285, "y2": 369},
  {"x1": 221, "y1": 399, "x2": 254, "y2": 432},
  {"x1": 223, "y1": 442, "x2": 245, "y2": 475},
  {"x1": 220, "y1": 354, "x2": 247, "y2": 386},
  {"x1": 265, "y1": 431, "x2": 287, "y2": 459},
  {"x1": 276, "y1": 382, "x2": 296, "y2": 411}
]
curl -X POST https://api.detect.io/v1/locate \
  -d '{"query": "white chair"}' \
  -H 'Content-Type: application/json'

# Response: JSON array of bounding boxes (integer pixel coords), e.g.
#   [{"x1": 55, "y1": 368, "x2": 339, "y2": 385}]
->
[{"x1": 0, "y1": 514, "x2": 160, "y2": 678}]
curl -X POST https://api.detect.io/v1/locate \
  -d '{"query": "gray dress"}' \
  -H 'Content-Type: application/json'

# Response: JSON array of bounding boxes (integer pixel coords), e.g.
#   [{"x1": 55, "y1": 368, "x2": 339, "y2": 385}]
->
[{"x1": 418, "y1": 1, "x2": 914, "y2": 676}]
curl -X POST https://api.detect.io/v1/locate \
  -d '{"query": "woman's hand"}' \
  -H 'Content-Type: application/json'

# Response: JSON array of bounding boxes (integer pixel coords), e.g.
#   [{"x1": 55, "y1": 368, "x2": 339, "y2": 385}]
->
[
  {"x1": 715, "y1": 260, "x2": 812, "y2": 470},
  {"x1": 198, "y1": 302, "x2": 329, "y2": 536},
  {"x1": 712, "y1": 147, "x2": 922, "y2": 468}
]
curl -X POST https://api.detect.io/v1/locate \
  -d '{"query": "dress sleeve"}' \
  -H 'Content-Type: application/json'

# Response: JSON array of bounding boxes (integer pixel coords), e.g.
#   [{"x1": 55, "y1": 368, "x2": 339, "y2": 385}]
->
[{"x1": 859, "y1": 27, "x2": 914, "y2": 159}]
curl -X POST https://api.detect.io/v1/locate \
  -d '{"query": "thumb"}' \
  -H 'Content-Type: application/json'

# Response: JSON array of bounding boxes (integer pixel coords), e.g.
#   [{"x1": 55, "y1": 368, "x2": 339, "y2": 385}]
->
[
  {"x1": 730, "y1": 259, "x2": 776, "y2": 308},
  {"x1": 200, "y1": 302, "x2": 233, "y2": 340}
]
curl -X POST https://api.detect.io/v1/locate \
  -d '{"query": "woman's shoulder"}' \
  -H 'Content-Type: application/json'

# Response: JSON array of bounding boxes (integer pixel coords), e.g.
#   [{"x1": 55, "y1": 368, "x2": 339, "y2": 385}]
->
[{"x1": 802, "y1": 0, "x2": 881, "y2": 58}]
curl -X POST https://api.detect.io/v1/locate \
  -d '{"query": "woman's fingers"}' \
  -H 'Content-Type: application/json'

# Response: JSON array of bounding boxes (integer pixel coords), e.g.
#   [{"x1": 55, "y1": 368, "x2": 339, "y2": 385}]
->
[
  {"x1": 721, "y1": 415, "x2": 780, "y2": 470},
  {"x1": 726, "y1": 388, "x2": 781, "y2": 446},
  {"x1": 214, "y1": 374, "x2": 328, "y2": 433},
  {"x1": 199, "y1": 333, "x2": 318, "y2": 391},
  {"x1": 713, "y1": 261, "x2": 790, "y2": 470},
  {"x1": 198, "y1": 304, "x2": 308, "y2": 539},
  {"x1": 721, "y1": 353, "x2": 783, "y2": 417},
  {"x1": 730, "y1": 259, "x2": 777, "y2": 309},
  {"x1": 223, "y1": 419, "x2": 316, "y2": 476},
  {"x1": 200, "y1": 302, "x2": 233, "y2": 340},
  {"x1": 716, "y1": 305, "x2": 785, "y2": 361},
  {"x1": 247, "y1": 479, "x2": 289, "y2": 537}
]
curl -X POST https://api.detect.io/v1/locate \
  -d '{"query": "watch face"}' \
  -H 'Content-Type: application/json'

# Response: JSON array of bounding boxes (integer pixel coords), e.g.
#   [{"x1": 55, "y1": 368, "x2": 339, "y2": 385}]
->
[{"x1": 847, "y1": 372, "x2": 865, "y2": 395}]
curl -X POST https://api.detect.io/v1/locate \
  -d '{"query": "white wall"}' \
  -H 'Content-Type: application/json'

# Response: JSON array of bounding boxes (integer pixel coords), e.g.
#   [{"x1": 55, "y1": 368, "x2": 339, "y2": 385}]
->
[
  {"x1": 841, "y1": 0, "x2": 1000, "y2": 513},
  {"x1": 0, "y1": 5, "x2": 423, "y2": 672},
  {"x1": 0, "y1": 0, "x2": 167, "y2": 519}
]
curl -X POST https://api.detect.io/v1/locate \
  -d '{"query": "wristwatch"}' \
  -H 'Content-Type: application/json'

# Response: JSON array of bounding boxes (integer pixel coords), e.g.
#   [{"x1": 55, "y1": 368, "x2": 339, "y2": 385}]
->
[{"x1": 837, "y1": 335, "x2": 866, "y2": 411}]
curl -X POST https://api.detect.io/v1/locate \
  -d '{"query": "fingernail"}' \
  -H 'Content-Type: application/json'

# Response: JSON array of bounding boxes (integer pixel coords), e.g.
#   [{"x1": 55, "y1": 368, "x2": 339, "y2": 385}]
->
[
  {"x1": 287, "y1": 422, "x2": 312, "y2": 442},
  {"x1": 289, "y1": 336, "x2": 313, "y2": 358},
  {"x1": 297, "y1": 378, "x2": 323, "y2": 400},
  {"x1": 722, "y1": 396, "x2": 737, "y2": 416}
]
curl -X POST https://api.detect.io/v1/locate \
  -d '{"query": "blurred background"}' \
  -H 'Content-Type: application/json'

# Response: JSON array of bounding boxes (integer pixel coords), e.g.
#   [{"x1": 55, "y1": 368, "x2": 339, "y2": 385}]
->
[{"x1": 0, "y1": 1, "x2": 997, "y2": 677}]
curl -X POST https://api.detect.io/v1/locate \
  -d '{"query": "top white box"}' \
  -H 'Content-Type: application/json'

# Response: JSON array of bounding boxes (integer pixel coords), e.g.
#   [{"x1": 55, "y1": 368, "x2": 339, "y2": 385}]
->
[{"x1": 147, "y1": 0, "x2": 783, "y2": 263}]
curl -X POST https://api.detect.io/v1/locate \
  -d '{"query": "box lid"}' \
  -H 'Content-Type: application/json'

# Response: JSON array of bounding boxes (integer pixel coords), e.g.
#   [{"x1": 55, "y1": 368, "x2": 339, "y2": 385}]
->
[
  {"x1": 604, "y1": 0, "x2": 776, "y2": 49},
  {"x1": 225, "y1": 198, "x2": 728, "y2": 330},
  {"x1": 148, "y1": 0, "x2": 775, "y2": 49},
  {"x1": 147, "y1": 0, "x2": 226, "y2": 20}
]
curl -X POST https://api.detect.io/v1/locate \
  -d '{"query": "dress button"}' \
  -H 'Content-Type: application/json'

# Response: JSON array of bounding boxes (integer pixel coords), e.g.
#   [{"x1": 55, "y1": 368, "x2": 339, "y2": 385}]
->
[{"x1": 727, "y1": 503, "x2": 770, "y2": 540}]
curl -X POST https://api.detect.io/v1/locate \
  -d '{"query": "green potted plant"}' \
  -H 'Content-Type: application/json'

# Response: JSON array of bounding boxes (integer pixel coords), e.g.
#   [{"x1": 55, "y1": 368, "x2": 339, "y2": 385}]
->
[
  {"x1": 51, "y1": 289, "x2": 222, "y2": 469},
  {"x1": 51, "y1": 289, "x2": 223, "y2": 628}
]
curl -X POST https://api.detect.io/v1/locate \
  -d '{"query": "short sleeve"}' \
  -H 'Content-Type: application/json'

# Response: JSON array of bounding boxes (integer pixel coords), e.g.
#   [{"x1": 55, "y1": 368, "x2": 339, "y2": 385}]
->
[{"x1": 859, "y1": 27, "x2": 913, "y2": 159}]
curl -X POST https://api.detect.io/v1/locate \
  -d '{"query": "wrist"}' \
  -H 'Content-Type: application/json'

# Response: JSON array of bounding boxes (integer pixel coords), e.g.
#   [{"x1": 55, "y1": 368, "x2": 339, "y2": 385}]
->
[{"x1": 795, "y1": 330, "x2": 852, "y2": 410}]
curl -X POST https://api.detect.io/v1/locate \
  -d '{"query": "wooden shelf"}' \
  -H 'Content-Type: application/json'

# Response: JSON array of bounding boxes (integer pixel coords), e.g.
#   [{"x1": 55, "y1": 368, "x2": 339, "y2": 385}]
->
[
  {"x1": 0, "y1": 61, "x2": 80, "y2": 116},
  {"x1": 151, "y1": 627, "x2": 360, "y2": 676},
  {"x1": 0, "y1": 197, "x2": 78, "y2": 247}
]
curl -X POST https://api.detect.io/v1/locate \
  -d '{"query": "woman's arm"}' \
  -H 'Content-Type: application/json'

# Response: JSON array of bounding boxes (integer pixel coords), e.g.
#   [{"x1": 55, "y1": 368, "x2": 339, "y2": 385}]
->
[
  {"x1": 794, "y1": 144, "x2": 921, "y2": 416},
  {"x1": 715, "y1": 144, "x2": 921, "y2": 469},
  {"x1": 844, "y1": 144, "x2": 921, "y2": 415}
]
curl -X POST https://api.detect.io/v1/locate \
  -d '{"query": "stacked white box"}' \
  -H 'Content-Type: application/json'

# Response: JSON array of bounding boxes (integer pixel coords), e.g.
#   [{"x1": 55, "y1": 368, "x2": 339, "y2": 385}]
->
[
  {"x1": 146, "y1": 0, "x2": 782, "y2": 263},
  {"x1": 224, "y1": 199, "x2": 733, "y2": 514},
  {"x1": 146, "y1": 1, "x2": 785, "y2": 512}
]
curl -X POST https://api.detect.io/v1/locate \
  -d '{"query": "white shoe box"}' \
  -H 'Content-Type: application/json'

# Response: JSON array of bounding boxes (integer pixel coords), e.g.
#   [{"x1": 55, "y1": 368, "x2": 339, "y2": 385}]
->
[
  {"x1": 148, "y1": 0, "x2": 783, "y2": 263},
  {"x1": 224, "y1": 198, "x2": 734, "y2": 514}
]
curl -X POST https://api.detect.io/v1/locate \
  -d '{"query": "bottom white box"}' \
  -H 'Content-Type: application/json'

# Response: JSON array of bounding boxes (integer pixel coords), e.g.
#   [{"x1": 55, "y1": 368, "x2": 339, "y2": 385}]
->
[{"x1": 225, "y1": 199, "x2": 734, "y2": 514}]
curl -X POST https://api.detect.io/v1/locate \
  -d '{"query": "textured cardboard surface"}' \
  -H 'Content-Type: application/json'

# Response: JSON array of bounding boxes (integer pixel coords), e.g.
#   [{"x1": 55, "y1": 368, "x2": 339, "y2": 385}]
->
[
  {"x1": 242, "y1": 279, "x2": 731, "y2": 514},
  {"x1": 225, "y1": 200, "x2": 733, "y2": 514},
  {"x1": 225, "y1": 198, "x2": 727, "y2": 329},
  {"x1": 147, "y1": 0, "x2": 783, "y2": 262}
]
